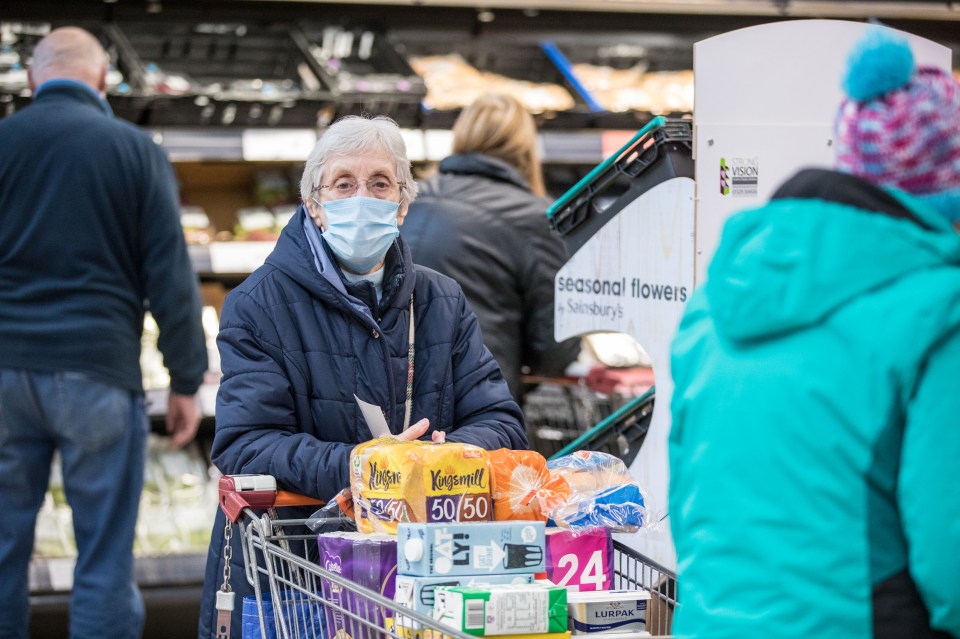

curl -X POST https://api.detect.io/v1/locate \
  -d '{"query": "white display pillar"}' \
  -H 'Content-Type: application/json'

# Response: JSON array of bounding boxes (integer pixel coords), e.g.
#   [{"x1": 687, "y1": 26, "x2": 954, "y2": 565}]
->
[
  {"x1": 554, "y1": 177, "x2": 696, "y2": 569},
  {"x1": 694, "y1": 20, "x2": 951, "y2": 280}
]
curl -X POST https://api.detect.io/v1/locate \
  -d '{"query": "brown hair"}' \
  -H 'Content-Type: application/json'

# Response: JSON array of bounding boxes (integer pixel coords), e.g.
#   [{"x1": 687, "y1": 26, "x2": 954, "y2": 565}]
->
[{"x1": 452, "y1": 93, "x2": 546, "y2": 197}]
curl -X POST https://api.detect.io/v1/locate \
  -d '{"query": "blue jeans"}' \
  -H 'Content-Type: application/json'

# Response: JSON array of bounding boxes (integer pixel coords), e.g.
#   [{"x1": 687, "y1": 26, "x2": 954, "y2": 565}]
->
[{"x1": 0, "y1": 369, "x2": 148, "y2": 639}]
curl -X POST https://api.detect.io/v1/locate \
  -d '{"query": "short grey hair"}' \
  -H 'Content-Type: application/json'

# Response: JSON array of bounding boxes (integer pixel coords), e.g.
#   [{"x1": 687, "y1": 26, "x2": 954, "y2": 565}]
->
[{"x1": 300, "y1": 115, "x2": 418, "y2": 204}]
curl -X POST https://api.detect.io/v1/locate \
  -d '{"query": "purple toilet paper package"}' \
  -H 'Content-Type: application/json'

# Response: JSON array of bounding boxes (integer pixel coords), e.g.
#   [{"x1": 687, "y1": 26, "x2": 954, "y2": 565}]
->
[{"x1": 318, "y1": 531, "x2": 398, "y2": 639}]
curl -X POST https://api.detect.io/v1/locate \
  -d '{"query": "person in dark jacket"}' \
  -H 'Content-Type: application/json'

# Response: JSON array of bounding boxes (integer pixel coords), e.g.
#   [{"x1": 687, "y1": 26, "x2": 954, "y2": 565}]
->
[
  {"x1": 669, "y1": 29, "x2": 960, "y2": 638},
  {"x1": 0, "y1": 27, "x2": 207, "y2": 639},
  {"x1": 402, "y1": 93, "x2": 580, "y2": 403},
  {"x1": 198, "y1": 115, "x2": 527, "y2": 639}
]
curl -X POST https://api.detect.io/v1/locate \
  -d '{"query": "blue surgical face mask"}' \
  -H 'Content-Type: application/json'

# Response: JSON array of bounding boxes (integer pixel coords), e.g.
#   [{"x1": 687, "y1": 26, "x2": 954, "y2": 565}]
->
[{"x1": 319, "y1": 196, "x2": 400, "y2": 273}]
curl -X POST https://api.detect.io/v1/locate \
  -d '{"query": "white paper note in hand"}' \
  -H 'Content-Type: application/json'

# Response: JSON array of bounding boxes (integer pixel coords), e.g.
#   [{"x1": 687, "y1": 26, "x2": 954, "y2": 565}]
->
[{"x1": 355, "y1": 394, "x2": 391, "y2": 438}]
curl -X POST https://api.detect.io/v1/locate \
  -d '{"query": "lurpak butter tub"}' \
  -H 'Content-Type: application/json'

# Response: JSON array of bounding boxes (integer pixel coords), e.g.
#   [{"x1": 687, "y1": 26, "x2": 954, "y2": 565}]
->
[{"x1": 567, "y1": 589, "x2": 651, "y2": 634}]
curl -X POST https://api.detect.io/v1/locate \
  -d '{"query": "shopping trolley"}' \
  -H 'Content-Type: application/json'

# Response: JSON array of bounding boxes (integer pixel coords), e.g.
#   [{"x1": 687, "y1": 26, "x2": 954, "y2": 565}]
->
[
  {"x1": 523, "y1": 378, "x2": 624, "y2": 459},
  {"x1": 547, "y1": 386, "x2": 655, "y2": 466},
  {"x1": 217, "y1": 473, "x2": 677, "y2": 639},
  {"x1": 524, "y1": 378, "x2": 654, "y2": 467}
]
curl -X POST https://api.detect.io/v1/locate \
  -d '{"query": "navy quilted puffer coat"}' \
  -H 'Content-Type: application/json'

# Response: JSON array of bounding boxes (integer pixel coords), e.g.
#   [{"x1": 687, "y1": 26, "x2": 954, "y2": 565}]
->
[{"x1": 198, "y1": 206, "x2": 525, "y2": 638}]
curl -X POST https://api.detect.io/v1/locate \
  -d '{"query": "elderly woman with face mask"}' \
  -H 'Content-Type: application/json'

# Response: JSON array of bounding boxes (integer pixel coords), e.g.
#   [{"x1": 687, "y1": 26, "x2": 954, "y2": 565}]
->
[{"x1": 198, "y1": 115, "x2": 526, "y2": 639}]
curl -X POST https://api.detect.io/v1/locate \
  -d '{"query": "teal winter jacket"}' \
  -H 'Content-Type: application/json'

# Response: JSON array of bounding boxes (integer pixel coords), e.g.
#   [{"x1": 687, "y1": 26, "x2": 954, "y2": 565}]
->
[{"x1": 669, "y1": 169, "x2": 960, "y2": 639}]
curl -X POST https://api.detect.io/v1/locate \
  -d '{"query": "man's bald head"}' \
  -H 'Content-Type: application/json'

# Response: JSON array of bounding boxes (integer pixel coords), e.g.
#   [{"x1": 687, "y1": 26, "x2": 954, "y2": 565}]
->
[{"x1": 29, "y1": 27, "x2": 109, "y2": 93}]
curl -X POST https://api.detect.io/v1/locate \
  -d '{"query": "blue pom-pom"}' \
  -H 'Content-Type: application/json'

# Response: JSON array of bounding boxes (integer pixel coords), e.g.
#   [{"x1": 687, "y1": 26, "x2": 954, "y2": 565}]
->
[{"x1": 843, "y1": 27, "x2": 915, "y2": 102}]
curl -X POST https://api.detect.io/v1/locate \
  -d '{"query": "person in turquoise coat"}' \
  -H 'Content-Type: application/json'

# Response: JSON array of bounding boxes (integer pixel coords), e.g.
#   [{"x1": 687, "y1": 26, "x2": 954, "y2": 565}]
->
[{"x1": 668, "y1": 28, "x2": 960, "y2": 639}]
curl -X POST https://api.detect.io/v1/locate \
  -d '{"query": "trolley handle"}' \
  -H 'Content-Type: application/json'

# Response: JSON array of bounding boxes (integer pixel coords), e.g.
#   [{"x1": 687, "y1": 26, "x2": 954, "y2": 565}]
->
[
  {"x1": 546, "y1": 115, "x2": 667, "y2": 225},
  {"x1": 218, "y1": 474, "x2": 325, "y2": 523}
]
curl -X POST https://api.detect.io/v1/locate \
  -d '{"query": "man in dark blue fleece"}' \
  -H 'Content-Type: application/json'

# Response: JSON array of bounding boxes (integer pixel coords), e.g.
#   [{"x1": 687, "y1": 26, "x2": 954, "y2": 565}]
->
[{"x1": 0, "y1": 27, "x2": 207, "y2": 639}]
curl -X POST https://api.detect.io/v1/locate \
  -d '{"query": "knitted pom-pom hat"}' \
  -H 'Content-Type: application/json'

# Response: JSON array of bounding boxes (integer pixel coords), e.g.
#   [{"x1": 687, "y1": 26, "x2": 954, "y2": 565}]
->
[{"x1": 834, "y1": 27, "x2": 960, "y2": 223}]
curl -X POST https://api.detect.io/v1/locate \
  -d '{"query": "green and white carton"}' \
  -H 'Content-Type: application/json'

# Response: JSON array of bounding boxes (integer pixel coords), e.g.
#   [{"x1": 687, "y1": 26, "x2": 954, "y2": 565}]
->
[{"x1": 434, "y1": 583, "x2": 568, "y2": 636}]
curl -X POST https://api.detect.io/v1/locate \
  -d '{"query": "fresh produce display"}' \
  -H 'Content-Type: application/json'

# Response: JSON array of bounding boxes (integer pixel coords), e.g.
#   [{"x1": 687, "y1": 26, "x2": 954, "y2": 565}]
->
[
  {"x1": 141, "y1": 306, "x2": 221, "y2": 390},
  {"x1": 180, "y1": 205, "x2": 215, "y2": 245},
  {"x1": 232, "y1": 206, "x2": 283, "y2": 241},
  {"x1": 140, "y1": 312, "x2": 169, "y2": 391},
  {"x1": 136, "y1": 436, "x2": 218, "y2": 555},
  {"x1": 33, "y1": 436, "x2": 218, "y2": 559}
]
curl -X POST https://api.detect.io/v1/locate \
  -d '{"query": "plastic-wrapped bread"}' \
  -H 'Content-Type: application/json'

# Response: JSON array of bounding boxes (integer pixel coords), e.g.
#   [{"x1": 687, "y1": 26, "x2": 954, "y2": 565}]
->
[
  {"x1": 539, "y1": 450, "x2": 631, "y2": 511},
  {"x1": 489, "y1": 448, "x2": 550, "y2": 521},
  {"x1": 570, "y1": 64, "x2": 694, "y2": 114},
  {"x1": 409, "y1": 54, "x2": 576, "y2": 113},
  {"x1": 350, "y1": 438, "x2": 492, "y2": 534},
  {"x1": 539, "y1": 451, "x2": 647, "y2": 532}
]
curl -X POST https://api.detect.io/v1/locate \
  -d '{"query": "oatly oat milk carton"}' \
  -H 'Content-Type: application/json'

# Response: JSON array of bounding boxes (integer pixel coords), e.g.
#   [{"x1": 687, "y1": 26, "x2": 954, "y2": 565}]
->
[{"x1": 397, "y1": 521, "x2": 545, "y2": 577}]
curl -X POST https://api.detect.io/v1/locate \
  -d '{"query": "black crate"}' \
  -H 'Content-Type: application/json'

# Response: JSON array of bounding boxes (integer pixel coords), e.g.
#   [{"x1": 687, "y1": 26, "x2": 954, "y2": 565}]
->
[
  {"x1": 116, "y1": 21, "x2": 336, "y2": 128},
  {"x1": 0, "y1": 22, "x2": 47, "y2": 118},
  {"x1": 294, "y1": 23, "x2": 425, "y2": 127},
  {"x1": 0, "y1": 21, "x2": 151, "y2": 124}
]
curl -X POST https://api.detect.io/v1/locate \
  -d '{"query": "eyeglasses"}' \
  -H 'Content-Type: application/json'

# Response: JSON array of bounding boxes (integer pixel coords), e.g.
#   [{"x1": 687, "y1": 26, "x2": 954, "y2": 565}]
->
[{"x1": 315, "y1": 176, "x2": 405, "y2": 200}]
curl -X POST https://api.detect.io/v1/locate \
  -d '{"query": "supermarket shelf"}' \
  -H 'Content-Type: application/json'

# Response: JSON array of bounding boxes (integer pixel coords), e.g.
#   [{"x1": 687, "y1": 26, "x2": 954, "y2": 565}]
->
[
  {"x1": 0, "y1": 16, "x2": 699, "y2": 132},
  {"x1": 31, "y1": 584, "x2": 205, "y2": 639},
  {"x1": 29, "y1": 552, "x2": 206, "y2": 594},
  {"x1": 145, "y1": 383, "x2": 218, "y2": 419},
  {"x1": 158, "y1": 126, "x2": 666, "y2": 164},
  {"x1": 187, "y1": 240, "x2": 277, "y2": 278},
  {"x1": 30, "y1": 560, "x2": 206, "y2": 638},
  {"x1": 239, "y1": 0, "x2": 960, "y2": 21}
]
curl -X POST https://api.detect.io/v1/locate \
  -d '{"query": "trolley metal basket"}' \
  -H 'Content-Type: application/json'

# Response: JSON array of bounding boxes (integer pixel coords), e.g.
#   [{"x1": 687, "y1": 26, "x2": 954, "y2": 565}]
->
[
  {"x1": 218, "y1": 475, "x2": 677, "y2": 639},
  {"x1": 523, "y1": 379, "x2": 624, "y2": 460},
  {"x1": 548, "y1": 386, "x2": 655, "y2": 466},
  {"x1": 524, "y1": 380, "x2": 655, "y2": 468}
]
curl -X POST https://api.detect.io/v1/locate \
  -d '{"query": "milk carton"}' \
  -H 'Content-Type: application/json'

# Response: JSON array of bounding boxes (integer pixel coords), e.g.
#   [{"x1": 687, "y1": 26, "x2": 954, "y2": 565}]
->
[
  {"x1": 397, "y1": 521, "x2": 545, "y2": 577},
  {"x1": 435, "y1": 583, "x2": 568, "y2": 636},
  {"x1": 393, "y1": 574, "x2": 534, "y2": 639}
]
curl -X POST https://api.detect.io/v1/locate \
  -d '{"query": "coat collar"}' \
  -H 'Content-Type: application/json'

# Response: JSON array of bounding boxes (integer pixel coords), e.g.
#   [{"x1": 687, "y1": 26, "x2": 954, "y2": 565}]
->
[
  {"x1": 438, "y1": 153, "x2": 531, "y2": 192},
  {"x1": 268, "y1": 205, "x2": 415, "y2": 320},
  {"x1": 33, "y1": 80, "x2": 113, "y2": 116}
]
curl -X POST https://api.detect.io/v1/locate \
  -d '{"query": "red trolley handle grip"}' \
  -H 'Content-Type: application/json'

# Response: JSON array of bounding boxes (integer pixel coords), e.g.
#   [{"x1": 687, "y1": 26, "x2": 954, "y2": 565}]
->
[{"x1": 219, "y1": 474, "x2": 324, "y2": 523}]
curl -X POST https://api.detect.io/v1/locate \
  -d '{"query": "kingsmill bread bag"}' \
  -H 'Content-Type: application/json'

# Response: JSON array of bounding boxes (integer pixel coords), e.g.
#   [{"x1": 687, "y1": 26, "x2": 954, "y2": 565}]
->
[{"x1": 350, "y1": 438, "x2": 492, "y2": 534}]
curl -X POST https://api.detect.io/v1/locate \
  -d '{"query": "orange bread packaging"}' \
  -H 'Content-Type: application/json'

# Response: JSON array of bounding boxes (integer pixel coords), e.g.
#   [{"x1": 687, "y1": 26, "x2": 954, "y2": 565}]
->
[
  {"x1": 485, "y1": 449, "x2": 635, "y2": 523},
  {"x1": 488, "y1": 448, "x2": 550, "y2": 521},
  {"x1": 350, "y1": 438, "x2": 492, "y2": 534}
]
